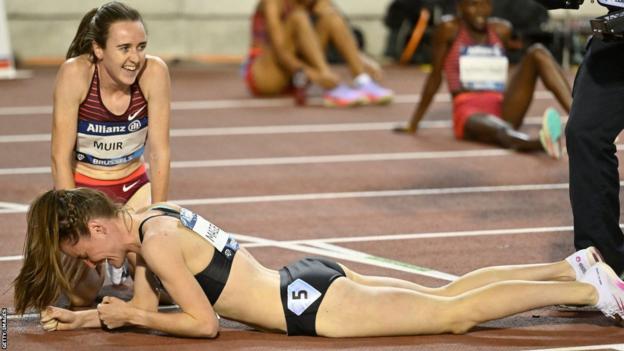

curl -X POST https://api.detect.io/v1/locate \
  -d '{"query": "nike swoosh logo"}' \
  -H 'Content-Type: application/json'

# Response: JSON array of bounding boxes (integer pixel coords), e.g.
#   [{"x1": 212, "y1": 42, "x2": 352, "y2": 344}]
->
[
  {"x1": 122, "y1": 180, "x2": 140, "y2": 192},
  {"x1": 128, "y1": 105, "x2": 146, "y2": 121}
]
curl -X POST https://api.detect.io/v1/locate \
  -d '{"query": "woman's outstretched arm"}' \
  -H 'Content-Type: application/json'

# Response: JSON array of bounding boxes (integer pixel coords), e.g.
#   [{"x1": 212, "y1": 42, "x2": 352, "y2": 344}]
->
[{"x1": 96, "y1": 231, "x2": 220, "y2": 338}]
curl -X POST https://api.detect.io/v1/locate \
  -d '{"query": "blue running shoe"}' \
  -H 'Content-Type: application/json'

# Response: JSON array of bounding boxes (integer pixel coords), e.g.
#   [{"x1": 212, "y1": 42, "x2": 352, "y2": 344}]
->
[{"x1": 539, "y1": 107, "x2": 563, "y2": 159}]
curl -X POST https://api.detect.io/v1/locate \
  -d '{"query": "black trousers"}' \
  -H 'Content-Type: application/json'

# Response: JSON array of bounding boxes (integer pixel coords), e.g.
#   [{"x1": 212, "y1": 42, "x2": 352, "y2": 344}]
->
[{"x1": 566, "y1": 37, "x2": 624, "y2": 275}]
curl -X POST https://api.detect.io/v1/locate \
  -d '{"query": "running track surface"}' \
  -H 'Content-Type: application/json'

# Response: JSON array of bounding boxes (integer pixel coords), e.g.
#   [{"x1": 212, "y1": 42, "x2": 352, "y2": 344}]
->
[{"x1": 1, "y1": 65, "x2": 623, "y2": 351}]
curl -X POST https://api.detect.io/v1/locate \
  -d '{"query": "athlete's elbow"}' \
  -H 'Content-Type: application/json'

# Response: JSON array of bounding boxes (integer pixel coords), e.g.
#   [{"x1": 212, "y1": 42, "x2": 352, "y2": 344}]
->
[
  {"x1": 50, "y1": 153, "x2": 69, "y2": 168},
  {"x1": 197, "y1": 321, "x2": 219, "y2": 338}
]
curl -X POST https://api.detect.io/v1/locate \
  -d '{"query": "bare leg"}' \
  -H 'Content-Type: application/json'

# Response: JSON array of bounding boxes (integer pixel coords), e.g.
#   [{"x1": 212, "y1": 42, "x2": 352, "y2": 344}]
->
[
  {"x1": 125, "y1": 182, "x2": 151, "y2": 211},
  {"x1": 312, "y1": 0, "x2": 366, "y2": 78},
  {"x1": 503, "y1": 44, "x2": 572, "y2": 129},
  {"x1": 342, "y1": 260, "x2": 575, "y2": 298},
  {"x1": 251, "y1": 8, "x2": 335, "y2": 94},
  {"x1": 464, "y1": 114, "x2": 542, "y2": 151},
  {"x1": 316, "y1": 278, "x2": 596, "y2": 337}
]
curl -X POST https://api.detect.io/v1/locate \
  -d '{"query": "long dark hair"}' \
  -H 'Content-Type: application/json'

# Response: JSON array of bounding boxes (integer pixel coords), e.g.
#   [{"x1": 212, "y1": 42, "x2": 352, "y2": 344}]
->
[
  {"x1": 13, "y1": 188, "x2": 121, "y2": 314},
  {"x1": 66, "y1": 1, "x2": 144, "y2": 61}
]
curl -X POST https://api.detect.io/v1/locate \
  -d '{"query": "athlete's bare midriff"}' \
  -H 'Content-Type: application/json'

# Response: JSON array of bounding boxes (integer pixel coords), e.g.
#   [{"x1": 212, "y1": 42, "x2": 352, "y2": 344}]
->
[
  {"x1": 213, "y1": 250, "x2": 286, "y2": 333},
  {"x1": 74, "y1": 158, "x2": 143, "y2": 180}
]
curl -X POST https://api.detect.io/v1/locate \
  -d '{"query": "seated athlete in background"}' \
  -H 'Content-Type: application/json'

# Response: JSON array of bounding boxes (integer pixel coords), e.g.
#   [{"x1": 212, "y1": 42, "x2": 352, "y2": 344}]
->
[
  {"x1": 244, "y1": 0, "x2": 394, "y2": 107},
  {"x1": 13, "y1": 188, "x2": 624, "y2": 338},
  {"x1": 51, "y1": 1, "x2": 171, "y2": 306},
  {"x1": 395, "y1": 0, "x2": 572, "y2": 159}
]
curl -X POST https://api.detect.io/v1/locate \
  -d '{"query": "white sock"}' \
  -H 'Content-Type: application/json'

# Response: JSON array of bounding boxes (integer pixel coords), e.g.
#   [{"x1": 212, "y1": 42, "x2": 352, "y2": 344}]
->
[
  {"x1": 565, "y1": 248, "x2": 590, "y2": 280},
  {"x1": 354, "y1": 73, "x2": 372, "y2": 86}
]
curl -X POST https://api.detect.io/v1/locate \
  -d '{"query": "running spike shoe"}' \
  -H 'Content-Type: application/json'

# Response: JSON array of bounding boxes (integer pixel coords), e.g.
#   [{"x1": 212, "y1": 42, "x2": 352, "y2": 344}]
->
[
  {"x1": 323, "y1": 84, "x2": 367, "y2": 108},
  {"x1": 539, "y1": 107, "x2": 563, "y2": 159},
  {"x1": 566, "y1": 246, "x2": 604, "y2": 280},
  {"x1": 581, "y1": 262, "x2": 624, "y2": 320},
  {"x1": 354, "y1": 74, "x2": 394, "y2": 105}
]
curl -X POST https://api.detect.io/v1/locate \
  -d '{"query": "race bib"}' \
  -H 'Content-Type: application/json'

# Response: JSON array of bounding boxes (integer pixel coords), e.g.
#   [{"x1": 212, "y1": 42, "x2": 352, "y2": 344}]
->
[
  {"x1": 459, "y1": 45, "x2": 508, "y2": 91},
  {"x1": 179, "y1": 208, "x2": 229, "y2": 253},
  {"x1": 287, "y1": 279, "x2": 322, "y2": 316}
]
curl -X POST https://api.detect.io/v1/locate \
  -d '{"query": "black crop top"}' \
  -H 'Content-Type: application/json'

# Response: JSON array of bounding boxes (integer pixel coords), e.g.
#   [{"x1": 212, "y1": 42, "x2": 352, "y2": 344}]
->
[{"x1": 138, "y1": 206, "x2": 239, "y2": 305}]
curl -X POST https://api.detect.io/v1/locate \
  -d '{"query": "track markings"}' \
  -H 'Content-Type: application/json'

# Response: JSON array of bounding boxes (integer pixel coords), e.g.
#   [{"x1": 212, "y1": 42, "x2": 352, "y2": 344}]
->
[
  {"x1": 235, "y1": 233, "x2": 458, "y2": 281},
  {"x1": 0, "y1": 149, "x2": 517, "y2": 176},
  {"x1": 242, "y1": 225, "x2": 575, "y2": 248},
  {"x1": 0, "y1": 116, "x2": 556, "y2": 143},
  {"x1": 0, "y1": 224, "x2": 576, "y2": 264},
  {"x1": 0, "y1": 91, "x2": 558, "y2": 116},
  {"x1": 0, "y1": 180, "x2": 605, "y2": 214}
]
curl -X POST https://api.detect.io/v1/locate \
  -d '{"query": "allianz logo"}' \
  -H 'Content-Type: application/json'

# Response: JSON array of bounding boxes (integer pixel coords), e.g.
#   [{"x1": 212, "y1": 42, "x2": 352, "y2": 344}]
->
[
  {"x1": 128, "y1": 120, "x2": 142, "y2": 132},
  {"x1": 86, "y1": 120, "x2": 142, "y2": 134}
]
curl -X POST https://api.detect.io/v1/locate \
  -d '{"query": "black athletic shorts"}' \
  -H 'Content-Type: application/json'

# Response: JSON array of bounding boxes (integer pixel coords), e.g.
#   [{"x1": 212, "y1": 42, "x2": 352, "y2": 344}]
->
[{"x1": 279, "y1": 257, "x2": 346, "y2": 336}]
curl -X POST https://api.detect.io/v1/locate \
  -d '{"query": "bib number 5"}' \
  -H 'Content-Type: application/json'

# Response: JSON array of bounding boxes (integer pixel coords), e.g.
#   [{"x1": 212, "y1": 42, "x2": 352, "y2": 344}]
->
[{"x1": 287, "y1": 279, "x2": 322, "y2": 316}]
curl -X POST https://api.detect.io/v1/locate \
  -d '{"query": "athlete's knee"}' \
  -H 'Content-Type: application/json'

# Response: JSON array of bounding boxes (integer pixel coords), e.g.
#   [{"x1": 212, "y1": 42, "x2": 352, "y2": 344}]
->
[
  {"x1": 312, "y1": 0, "x2": 338, "y2": 17},
  {"x1": 288, "y1": 8, "x2": 312, "y2": 25},
  {"x1": 493, "y1": 123, "x2": 517, "y2": 148},
  {"x1": 437, "y1": 303, "x2": 475, "y2": 334},
  {"x1": 526, "y1": 43, "x2": 554, "y2": 64}
]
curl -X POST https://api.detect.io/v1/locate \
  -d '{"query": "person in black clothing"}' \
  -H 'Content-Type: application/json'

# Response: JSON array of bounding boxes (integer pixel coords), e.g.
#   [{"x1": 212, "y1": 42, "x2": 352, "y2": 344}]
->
[{"x1": 536, "y1": 0, "x2": 624, "y2": 276}]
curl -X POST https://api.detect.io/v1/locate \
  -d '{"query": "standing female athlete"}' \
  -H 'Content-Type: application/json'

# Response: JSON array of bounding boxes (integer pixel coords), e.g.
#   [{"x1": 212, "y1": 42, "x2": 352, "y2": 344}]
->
[
  {"x1": 245, "y1": 0, "x2": 393, "y2": 107},
  {"x1": 395, "y1": 0, "x2": 572, "y2": 159},
  {"x1": 51, "y1": 2, "x2": 171, "y2": 306},
  {"x1": 14, "y1": 189, "x2": 624, "y2": 337}
]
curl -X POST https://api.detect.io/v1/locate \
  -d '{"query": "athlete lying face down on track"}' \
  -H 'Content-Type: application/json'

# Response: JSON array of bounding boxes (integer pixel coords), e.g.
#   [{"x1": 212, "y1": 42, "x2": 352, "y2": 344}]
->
[
  {"x1": 13, "y1": 189, "x2": 624, "y2": 338},
  {"x1": 395, "y1": 0, "x2": 572, "y2": 159},
  {"x1": 51, "y1": 1, "x2": 171, "y2": 307},
  {"x1": 245, "y1": 0, "x2": 394, "y2": 107}
]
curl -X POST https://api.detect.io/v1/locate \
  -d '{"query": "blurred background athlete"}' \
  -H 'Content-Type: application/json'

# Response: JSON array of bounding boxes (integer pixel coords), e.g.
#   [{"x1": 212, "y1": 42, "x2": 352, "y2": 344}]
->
[
  {"x1": 395, "y1": 0, "x2": 572, "y2": 159},
  {"x1": 244, "y1": 0, "x2": 394, "y2": 107}
]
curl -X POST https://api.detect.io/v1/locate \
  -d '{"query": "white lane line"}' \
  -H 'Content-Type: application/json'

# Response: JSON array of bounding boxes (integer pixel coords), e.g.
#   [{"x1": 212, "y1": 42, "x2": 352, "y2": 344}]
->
[
  {"x1": 232, "y1": 233, "x2": 456, "y2": 281},
  {"x1": 0, "y1": 181, "x2": 582, "y2": 214},
  {"x1": 0, "y1": 117, "x2": 554, "y2": 143},
  {"x1": 308, "y1": 242, "x2": 458, "y2": 281},
  {"x1": 0, "y1": 91, "x2": 557, "y2": 116},
  {"x1": 170, "y1": 149, "x2": 514, "y2": 169},
  {"x1": 0, "y1": 149, "x2": 514, "y2": 175},
  {"x1": 0, "y1": 166, "x2": 49, "y2": 175},
  {"x1": 174, "y1": 182, "x2": 571, "y2": 206},
  {"x1": 4, "y1": 139, "x2": 623, "y2": 176},
  {"x1": 0, "y1": 121, "x2": 403, "y2": 143},
  {"x1": 0, "y1": 224, "x2": 578, "y2": 261},
  {"x1": 242, "y1": 225, "x2": 575, "y2": 248},
  {"x1": 526, "y1": 344, "x2": 624, "y2": 351},
  {"x1": 2, "y1": 232, "x2": 454, "y2": 281},
  {"x1": 0, "y1": 202, "x2": 28, "y2": 211}
]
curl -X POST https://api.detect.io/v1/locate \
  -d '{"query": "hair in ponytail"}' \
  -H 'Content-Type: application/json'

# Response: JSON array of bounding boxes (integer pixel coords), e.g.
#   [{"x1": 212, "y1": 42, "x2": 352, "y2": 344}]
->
[
  {"x1": 66, "y1": 1, "x2": 144, "y2": 61},
  {"x1": 13, "y1": 188, "x2": 121, "y2": 314}
]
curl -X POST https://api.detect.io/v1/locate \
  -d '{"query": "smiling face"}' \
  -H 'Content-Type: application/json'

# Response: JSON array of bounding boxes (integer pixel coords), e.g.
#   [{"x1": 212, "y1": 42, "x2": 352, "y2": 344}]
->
[
  {"x1": 458, "y1": 0, "x2": 492, "y2": 32},
  {"x1": 93, "y1": 20, "x2": 147, "y2": 87},
  {"x1": 59, "y1": 218, "x2": 126, "y2": 269}
]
